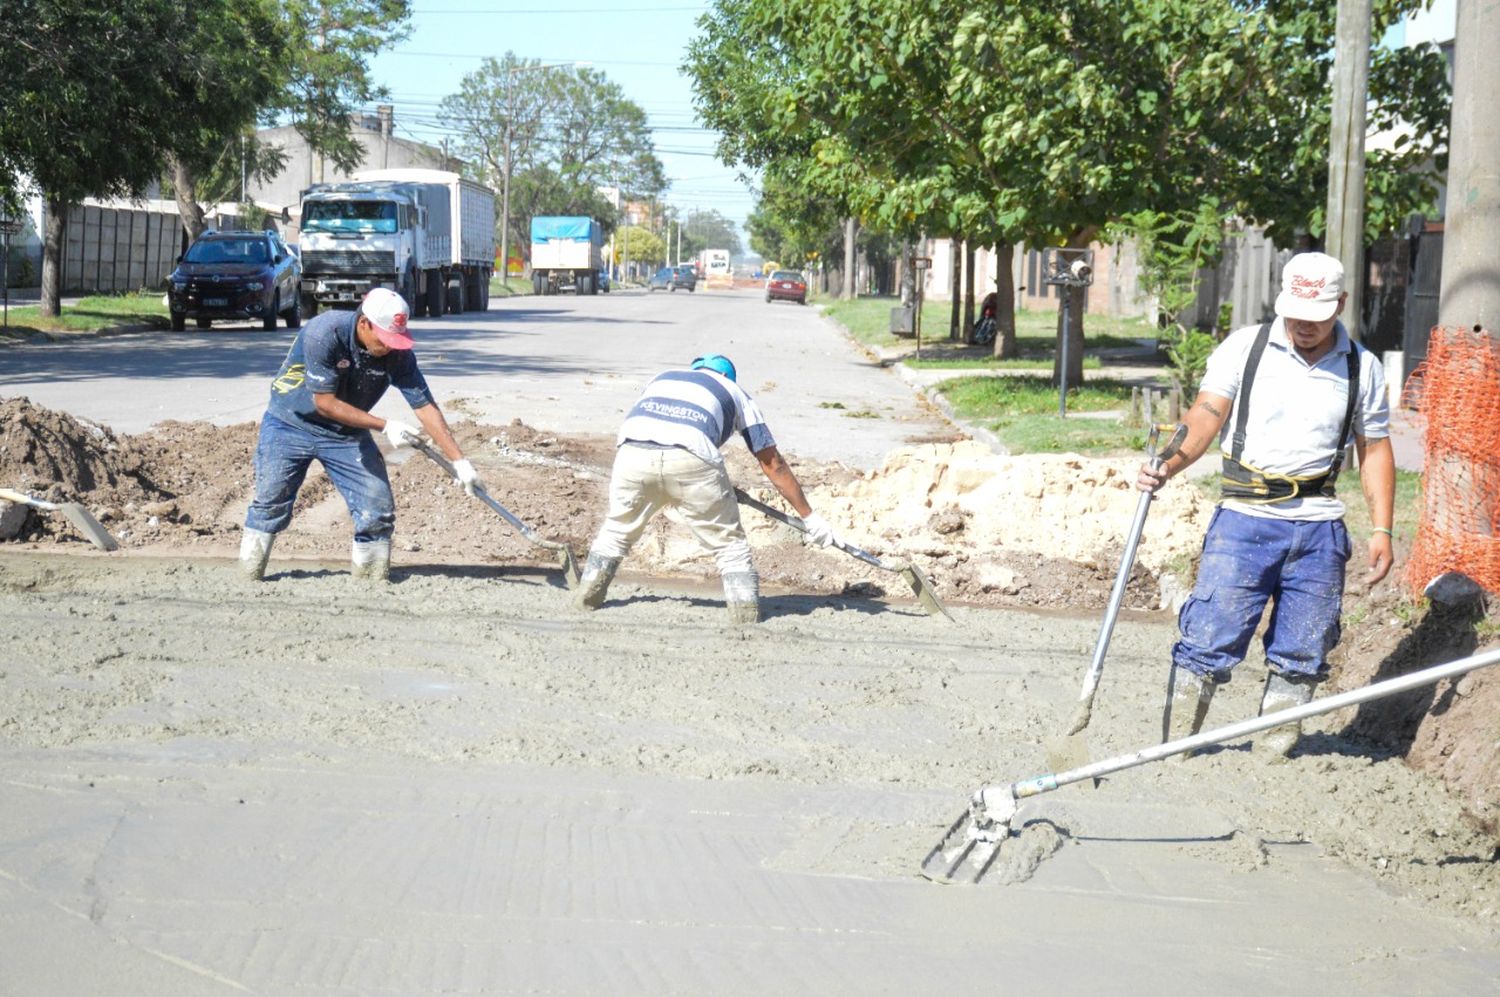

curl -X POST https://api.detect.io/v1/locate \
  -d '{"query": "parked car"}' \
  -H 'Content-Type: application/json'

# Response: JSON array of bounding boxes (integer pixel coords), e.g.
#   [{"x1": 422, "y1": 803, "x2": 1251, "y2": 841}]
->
[
  {"x1": 648, "y1": 266, "x2": 674, "y2": 292},
  {"x1": 597, "y1": 269, "x2": 611, "y2": 293},
  {"x1": 670, "y1": 264, "x2": 697, "y2": 292},
  {"x1": 764, "y1": 269, "x2": 807, "y2": 305},
  {"x1": 167, "y1": 229, "x2": 302, "y2": 331}
]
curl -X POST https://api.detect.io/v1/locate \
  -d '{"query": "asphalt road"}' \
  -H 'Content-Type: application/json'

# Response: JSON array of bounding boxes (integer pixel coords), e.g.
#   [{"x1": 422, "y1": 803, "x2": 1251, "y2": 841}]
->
[{"x1": 0, "y1": 287, "x2": 954, "y2": 470}]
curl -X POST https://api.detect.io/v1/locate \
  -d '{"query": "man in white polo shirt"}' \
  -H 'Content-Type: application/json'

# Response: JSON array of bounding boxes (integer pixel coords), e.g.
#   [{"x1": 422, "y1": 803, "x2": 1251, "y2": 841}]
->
[
  {"x1": 1138, "y1": 252, "x2": 1396, "y2": 758},
  {"x1": 575, "y1": 353, "x2": 840, "y2": 623}
]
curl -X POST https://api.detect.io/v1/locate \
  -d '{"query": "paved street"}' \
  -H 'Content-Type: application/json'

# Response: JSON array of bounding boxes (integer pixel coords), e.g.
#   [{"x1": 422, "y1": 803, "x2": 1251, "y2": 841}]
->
[{"x1": 0, "y1": 287, "x2": 955, "y2": 470}]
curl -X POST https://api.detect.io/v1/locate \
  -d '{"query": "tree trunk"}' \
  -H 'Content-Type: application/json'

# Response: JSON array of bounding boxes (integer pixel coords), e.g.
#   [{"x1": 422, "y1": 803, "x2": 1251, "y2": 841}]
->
[
  {"x1": 949, "y1": 237, "x2": 961, "y2": 340},
  {"x1": 963, "y1": 241, "x2": 976, "y2": 344},
  {"x1": 40, "y1": 198, "x2": 65, "y2": 318},
  {"x1": 842, "y1": 217, "x2": 857, "y2": 300},
  {"x1": 1051, "y1": 228, "x2": 1097, "y2": 389},
  {"x1": 994, "y1": 243, "x2": 1018, "y2": 359},
  {"x1": 169, "y1": 156, "x2": 208, "y2": 243}
]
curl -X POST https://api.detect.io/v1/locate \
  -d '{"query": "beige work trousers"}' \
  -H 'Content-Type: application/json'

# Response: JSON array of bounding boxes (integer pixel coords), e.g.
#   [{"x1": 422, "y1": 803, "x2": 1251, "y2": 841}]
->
[{"x1": 589, "y1": 443, "x2": 753, "y2": 574}]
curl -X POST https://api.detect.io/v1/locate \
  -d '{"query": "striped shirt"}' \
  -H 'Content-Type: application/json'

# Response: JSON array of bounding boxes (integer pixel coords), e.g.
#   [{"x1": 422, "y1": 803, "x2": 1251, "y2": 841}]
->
[{"x1": 617, "y1": 369, "x2": 776, "y2": 465}]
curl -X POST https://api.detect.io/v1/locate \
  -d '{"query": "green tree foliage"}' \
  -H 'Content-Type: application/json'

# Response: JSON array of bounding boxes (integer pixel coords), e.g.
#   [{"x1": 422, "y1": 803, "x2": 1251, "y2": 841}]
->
[
  {"x1": 283, "y1": 0, "x2": 413, "y2": 175},
  {"x1": 615, "y1": 225, "x2": 666, "y2": 268},
  {"x1": 687, "y1": 0, "x2": 1450, "y2": 383},
  {"x1": 440, "y1": 54, "x2": 667, "y2": 259},
  {"x1": 678, "y1": 207, "x2": 743, "y2": 259},
  {"x1": 0, "y1": 0, "x2": 231, "y2": 314},
  {"x1": 161, "y1": 0, "x2": 291, "y2": 240}
]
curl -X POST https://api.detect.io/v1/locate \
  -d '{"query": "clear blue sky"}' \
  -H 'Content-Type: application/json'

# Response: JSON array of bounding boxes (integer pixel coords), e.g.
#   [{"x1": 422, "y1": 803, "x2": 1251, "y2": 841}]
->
[{"x1": 366, "y1": 1, "x2": 755, "y2": 245}]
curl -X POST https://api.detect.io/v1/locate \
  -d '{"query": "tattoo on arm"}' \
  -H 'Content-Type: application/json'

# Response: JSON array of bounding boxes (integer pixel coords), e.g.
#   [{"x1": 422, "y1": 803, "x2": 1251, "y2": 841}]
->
[{"x1": 1197, "y1": 400, "x2": 1224, "y2": 418}]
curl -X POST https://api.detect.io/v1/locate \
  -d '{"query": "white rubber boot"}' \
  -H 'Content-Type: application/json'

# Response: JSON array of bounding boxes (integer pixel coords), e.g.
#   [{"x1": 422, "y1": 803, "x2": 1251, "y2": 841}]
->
[
  {"x1": 575, "y1": 552, "x2": 622, "y2": 610},
  {"x1": 351, "y1": 539, "x2": 391, "y2": 582},
  {"x1": 239, "y1": 528, "x2": 275, "y2": 581},
  {"x1": 1163, "y1": 666, "x2": 1216, "y2": 758},
  {"x1": 722, "y1": 570, "x2": 761, "y2": 625},
  {"x1": 1255, "y1": 670, "x2": 1318, "y2": 761}
]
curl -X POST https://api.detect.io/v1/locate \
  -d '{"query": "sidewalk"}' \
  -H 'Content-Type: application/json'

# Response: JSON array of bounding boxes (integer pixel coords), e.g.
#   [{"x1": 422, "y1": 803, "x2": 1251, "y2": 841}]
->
[{"x1": 870, "y1": 337, "x2": 1426, "y2": 473}]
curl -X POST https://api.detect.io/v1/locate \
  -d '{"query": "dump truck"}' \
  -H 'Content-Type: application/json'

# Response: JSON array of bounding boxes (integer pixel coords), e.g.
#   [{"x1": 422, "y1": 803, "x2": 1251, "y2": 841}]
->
[
  {"x1": 529, "y1": 216, "x2": 603, "y2": 295},
  {"x1": 297, "y1": 169, "x2": 495, "y2": 319}
]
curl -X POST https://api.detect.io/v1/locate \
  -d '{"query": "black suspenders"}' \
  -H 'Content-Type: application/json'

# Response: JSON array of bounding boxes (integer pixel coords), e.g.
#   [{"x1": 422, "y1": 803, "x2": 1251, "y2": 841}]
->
[{"x1": 1223, "y1": 321, "x2": 1362, "y2": 501}]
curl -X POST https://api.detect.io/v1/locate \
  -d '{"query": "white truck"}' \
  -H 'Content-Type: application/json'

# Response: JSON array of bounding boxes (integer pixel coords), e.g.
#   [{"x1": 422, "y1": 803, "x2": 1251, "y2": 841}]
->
[
  {"x1": 297, "y1": 168, "x2": 495, "y2": 319},
  {"x1": 529, "y1": 216, "x2": 603, "y2": 295}
]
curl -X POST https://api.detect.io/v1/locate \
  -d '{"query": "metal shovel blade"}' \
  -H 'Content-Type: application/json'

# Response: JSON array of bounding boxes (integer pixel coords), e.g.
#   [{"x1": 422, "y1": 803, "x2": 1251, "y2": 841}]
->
[
  {"x1": 0, "y1": 487, "x2": 117, "y2": 551},
  {"x1": 558, "y1": 547, "x2": 581, "y2": 589},
  {"x1": 58, "y1": 503, "x2": 119, "y2": 551},
  {"x1": 900, "y1": 562, "x2": 953, "y2": 620}
]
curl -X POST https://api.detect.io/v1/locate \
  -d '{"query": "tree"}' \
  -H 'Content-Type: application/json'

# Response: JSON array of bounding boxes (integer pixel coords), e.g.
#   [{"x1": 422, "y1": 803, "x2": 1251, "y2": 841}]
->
[
  {"x1": 160, "y1": 0, "x2": 290, "y2": 241},
  {"x1": 0, "y1": 0, "x2": 216, "y2": 316},
  {"x1": 283, "y1": 0, "x2": 414, "y2": 179},
  {"x1": 615, "y1": 225, "x2": 666, "y2": 268},
  {"x1": 689, "y1": 0, "x2": 1450, "y2": 384},
  {"x1": 440, "y1": 54, "x2": 667, "y2": 262}
]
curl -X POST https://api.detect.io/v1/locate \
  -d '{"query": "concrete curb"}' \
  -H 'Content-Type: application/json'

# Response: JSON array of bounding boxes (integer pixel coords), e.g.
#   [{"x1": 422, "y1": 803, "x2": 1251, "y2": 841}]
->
[{"x1": 1, "y1": 320, "x2": 165, "y2": 346}]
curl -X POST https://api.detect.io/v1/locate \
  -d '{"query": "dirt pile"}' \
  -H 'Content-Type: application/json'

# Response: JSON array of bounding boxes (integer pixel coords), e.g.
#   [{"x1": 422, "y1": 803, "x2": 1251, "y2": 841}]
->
[{"x1": 0, "y1": 396, "x2": 162, "y2": 502}]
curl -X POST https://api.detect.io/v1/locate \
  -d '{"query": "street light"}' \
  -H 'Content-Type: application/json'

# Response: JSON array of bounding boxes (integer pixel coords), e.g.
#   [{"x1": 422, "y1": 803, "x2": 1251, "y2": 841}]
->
[{"x1": 499, "y1": 59, "x2": 589, "y2": 294}]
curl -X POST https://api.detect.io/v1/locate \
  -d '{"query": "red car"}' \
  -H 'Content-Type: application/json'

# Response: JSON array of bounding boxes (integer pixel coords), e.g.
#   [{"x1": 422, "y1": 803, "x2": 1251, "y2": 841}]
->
[{"x1": 764, "y1": 269, "x2": 807, "y2": 305}]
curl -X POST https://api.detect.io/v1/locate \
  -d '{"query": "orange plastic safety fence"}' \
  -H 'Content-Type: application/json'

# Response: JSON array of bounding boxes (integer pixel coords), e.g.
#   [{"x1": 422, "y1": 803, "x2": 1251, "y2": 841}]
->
[{"x1": 1401, "y1": 328, "x2": 1500, "y2": 598}]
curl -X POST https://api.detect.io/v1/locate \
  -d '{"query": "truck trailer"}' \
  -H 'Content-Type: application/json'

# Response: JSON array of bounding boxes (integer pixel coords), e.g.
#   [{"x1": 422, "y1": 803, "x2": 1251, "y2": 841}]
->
[
  {"x1": 530, "y1": 216, "x2": 603, "y2": 295},
  {"x1": 297, "y1": 169, "x2": 495, "y2": 319}
]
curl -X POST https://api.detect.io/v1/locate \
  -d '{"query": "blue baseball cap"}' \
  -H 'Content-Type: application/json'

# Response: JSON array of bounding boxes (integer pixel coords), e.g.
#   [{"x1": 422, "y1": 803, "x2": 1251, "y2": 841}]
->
[{"x1": 690, "y1": 354, "x2": 737, "y2": 381}]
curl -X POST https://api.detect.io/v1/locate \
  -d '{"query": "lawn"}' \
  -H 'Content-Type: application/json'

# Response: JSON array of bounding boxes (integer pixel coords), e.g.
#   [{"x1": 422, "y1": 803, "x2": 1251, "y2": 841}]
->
[
  {"x1": 0, "y1": 292, "x2": 169, "y2": 337},
  {"x1": 935, "y1": 374, "x2": 1146, "y2": 456},
  {"x1": 819, "y1": 295, "x2": 1157, "y2": 358}
]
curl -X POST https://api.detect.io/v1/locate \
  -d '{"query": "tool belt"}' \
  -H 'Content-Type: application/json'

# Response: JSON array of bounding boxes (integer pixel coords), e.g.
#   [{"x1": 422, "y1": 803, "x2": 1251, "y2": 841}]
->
[
  {"x1": 1220, "y1": 320, "x2": 1361, "y2": 505},
  {"x1": 1221, "y1": 455, "x2": 1336, "y2": 503}
]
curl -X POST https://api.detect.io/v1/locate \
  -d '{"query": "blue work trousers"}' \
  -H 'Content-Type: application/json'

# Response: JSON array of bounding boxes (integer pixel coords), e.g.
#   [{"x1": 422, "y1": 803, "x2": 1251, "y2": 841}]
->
[
  {"x1": 1172, "y1": 507, "x2": 1351, "y2": 682},
  {"x1": 244, "y1": 415, "x2": 395, "y2": 543}
]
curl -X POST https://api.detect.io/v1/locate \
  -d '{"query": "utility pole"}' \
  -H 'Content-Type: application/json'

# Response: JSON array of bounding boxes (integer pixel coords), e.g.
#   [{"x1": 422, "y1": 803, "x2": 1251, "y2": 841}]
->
[
  {"x1": 1439, "y1": 0, "x2": 1500, "y2": 335},
  {"x1": 1325, "y1": 0, "x2": 1372, "y2": 341},
  {"x1": 842, "y1": 217, "x2": 856, "y2": 300},
  {"x1": 500, "y1": 72, "x2": 514, "y2": 295}
]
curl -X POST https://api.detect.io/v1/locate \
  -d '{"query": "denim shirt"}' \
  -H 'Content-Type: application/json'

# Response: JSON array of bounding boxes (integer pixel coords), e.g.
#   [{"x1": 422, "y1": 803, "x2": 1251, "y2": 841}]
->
[{"x1": 264, "y1": 309, "x2": 434, "y2": 439}]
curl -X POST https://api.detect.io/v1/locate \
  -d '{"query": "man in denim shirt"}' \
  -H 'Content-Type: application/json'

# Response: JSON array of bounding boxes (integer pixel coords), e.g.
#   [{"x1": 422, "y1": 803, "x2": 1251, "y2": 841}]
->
[
  {"x1": 239, "y1": 287, "x2": 480, "y2": 582},
  {"x1": 1138, "y1": 253, "x2": 1396, "y2": 759}
]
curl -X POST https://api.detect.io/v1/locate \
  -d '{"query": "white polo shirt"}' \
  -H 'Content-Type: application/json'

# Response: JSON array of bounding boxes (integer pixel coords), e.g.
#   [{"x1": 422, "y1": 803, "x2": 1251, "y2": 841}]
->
[{"x1": 1199, "y1": 318, "x2": 1389, "y2": 521}]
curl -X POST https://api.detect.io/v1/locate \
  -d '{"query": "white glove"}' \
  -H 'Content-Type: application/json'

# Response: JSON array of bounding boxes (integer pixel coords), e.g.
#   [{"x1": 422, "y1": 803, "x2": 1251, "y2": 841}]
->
[
  {"x1": 800, "y1": 511, "x2": 838, "y2": 548},
  {"x1": 383, "y1": 420, "x2": 420, "y2": 449},
  {"x1": 452, "y1": 458, "x2": 481, "y2": 497}
]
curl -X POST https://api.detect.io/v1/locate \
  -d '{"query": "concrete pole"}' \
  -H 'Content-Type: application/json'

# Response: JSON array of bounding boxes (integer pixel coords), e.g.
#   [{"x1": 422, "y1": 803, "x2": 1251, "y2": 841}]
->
[
  {"x1": 842, "y1": 217, "x2": 856, "y2": 300},
  {"x1": 1438, "y1": 0, "x2": 1500, "y2": 335},
  {"x1": 1325, "y1": 0, "x2": 1372, "y2": 341}
]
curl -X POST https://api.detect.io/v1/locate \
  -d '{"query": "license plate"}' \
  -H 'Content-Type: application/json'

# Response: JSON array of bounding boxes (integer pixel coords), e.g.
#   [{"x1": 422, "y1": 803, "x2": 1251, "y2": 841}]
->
[{"x1": 204, "y1": 297, "x2": 228, "y2": 307}]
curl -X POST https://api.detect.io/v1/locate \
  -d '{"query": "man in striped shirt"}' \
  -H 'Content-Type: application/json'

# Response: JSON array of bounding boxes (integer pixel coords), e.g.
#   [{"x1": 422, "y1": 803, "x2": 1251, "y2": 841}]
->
[{"x1": 575, "y1": 354, "x2": 840, "y2": 623}]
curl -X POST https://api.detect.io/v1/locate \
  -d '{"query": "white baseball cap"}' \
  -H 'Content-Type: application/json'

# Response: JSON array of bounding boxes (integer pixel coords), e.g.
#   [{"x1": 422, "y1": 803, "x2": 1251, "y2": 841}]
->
[
  {"x1": 360, "y1": 287, "x2": 413, "y2": 349},
  {"x1": 1274, "y1": 252, "x2": 1345, "y2": 323}
]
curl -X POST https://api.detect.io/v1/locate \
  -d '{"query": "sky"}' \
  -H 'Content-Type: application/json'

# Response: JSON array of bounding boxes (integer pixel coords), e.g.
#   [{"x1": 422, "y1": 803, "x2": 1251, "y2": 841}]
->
[{"x1": 365, "y1": 1, "x2": 755, "y2": 245}]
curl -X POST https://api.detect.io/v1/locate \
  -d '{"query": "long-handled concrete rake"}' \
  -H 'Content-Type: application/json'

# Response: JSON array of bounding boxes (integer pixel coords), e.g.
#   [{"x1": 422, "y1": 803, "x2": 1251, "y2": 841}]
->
[
  {"x1": 922, "y1": 646, "x2": 1500, "y2": 885},
  {"x1": 407, "y1": 438, "x2": 581, "y2": 589},
  {"x1": 734, "y1": 487, "x2": 952, "y2": 619},
  {"x1": 1045, "y1": 423, "x2": 1188, "y2": 776},
  {"x1": 0, "y1": 486, "x2": 118, "y2": 551}
]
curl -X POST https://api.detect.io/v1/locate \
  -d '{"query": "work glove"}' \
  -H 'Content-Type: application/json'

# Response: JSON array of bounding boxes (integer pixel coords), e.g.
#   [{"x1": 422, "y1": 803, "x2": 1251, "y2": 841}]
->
[
  {"x1": 452, "y1": 458, "x2": 481, "y2": 497},
  {"x1": 800, "y1": 511, "x2": 839, "y2": 548},
  {"x1": 383, "y1": 419, "x2": 420, "y2": 450}
]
